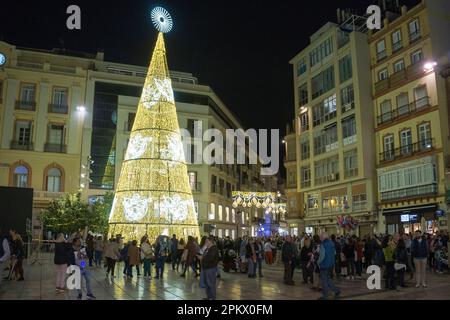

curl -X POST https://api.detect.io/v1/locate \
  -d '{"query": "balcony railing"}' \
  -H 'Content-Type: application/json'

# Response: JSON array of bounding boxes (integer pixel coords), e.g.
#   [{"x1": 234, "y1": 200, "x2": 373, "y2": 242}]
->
[
  {"x1": 377, "y1": 96, "x2": 430, "y2": 126},
  {"x1": 392, "y1": 41, "x2": 403, "y2": 53},
  {"x1": 315, "y1": 173, "x2": 340, "y2": 186},
  {"x1": 313, "y1": 111, "x2": 337, "y2": 127},
  {"x1": 34, "y1": 191, "x2": 65, "y2": 199},
  {"x1": 190, "y1": 182, "x2": 202, "y2": 192},
  {"x1": 375, "y1": 62, "x2": 424, "y2": 96},
  {"x1": 15, "y1": 100, "x2": 36, "y2": 111},
  {"x1": 377, "y1": 50, "x2": 387, "y2": 62},
  {"x1": 381, "y1": 183, "x2": 437, "y2": 202},
  {"x1": 11, "y1": 140, "x2": 33, "y2": 151},
  {"x1": 48, "y1": 103, "x2": 68, "y2": 114},
  {"x1": 409, "y1": 31, "x2": 421, "y2": 44},
  {"x1": 344, "y1": 167, "x2": 359, "y2": 179},
  {"x1": 301, "y1": 180, "x2": 311, "y2": 188},
  {"x1": 301, "y1": 150, "x2": 310, "y2": 160},
  {"x1": 379, "y1": 138, "x2": 435, "y2": 163},
  {"x1": 352, "y1": 201, "x2": 367, "y2": 212},
  {"x1": 44, "y1": 143, "x2": 67, "y2": 153}
]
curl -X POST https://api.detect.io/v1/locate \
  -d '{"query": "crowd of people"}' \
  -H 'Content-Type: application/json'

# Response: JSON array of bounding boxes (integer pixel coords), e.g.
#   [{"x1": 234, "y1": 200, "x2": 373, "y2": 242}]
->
[{"x1": 0, "y1": 226, "x2": 448, "y2": 300}]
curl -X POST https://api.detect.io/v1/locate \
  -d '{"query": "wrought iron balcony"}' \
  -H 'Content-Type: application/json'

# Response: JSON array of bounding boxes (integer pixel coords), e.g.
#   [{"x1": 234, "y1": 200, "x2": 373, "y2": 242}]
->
[
  {"x1": 409, "y1": 31, "x2": 421, "y2": 44},
  {"x1": 377, "y1": 50, "x2": 387, "y2": 62},
  {"x1": 392, "y1": 41, "x2": 403, "y2": 53},
  {"x1": 379, "y1": 138, "x2": 435, "y2": 163},
  {"x1": 11, "y1": 140, "x2": 33, "y2": 151},
  {"x1": 48, "y1": 103, "x2": 68, "y2": 114},
  {"x1": 15, "y1": 100, "x2": 36, "y2": 111},
  {"x1": 377, "y1": 96, "x2": 430, "y2": 126},
  {"x1": 381, "y1": 183, "x2": 437, "y2": 202},
  {"x1": 44, "y1": 143, "x2": 67, "y2": 153},
  {"x1": 374, "y1": 62, "x2": 424, "y2": 96}
]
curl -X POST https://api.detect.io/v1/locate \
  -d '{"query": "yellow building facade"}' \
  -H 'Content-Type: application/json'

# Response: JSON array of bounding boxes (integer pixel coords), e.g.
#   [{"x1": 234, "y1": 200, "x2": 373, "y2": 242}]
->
[
  {"x1": 369, "y1": 0, "x2": 450, "y2": 234},
  {"x1": 290, "y1": 22, "x2": 378, "y2": 236},
  {"x1": 0, "y1": 41, "x2": 266, "y2": 238}
]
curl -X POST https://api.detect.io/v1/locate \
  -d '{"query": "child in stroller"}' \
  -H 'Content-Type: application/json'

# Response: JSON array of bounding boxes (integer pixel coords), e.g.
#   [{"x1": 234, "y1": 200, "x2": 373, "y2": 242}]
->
[{"x1": 223, "y1": 248, "x2": 238, "y2": 272}]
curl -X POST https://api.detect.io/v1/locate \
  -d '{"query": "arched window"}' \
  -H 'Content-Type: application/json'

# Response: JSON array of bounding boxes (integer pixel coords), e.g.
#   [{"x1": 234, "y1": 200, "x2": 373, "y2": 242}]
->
[
  {"x1": 46, "y1": 168, "x2": 62, "y2": 192},
  {"x1": 14, "y1": 165, "x2": 28, "y2": 188}
]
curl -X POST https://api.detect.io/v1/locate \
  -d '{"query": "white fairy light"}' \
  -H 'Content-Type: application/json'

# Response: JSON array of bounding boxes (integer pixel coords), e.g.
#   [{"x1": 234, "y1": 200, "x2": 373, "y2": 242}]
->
[
  {"x1": 142, "y1": 78, "x2": 174, "y2": 110},
  {"x1": 151, "y1": 7, "x2": 173, "y2": 33},
  {"x1": 125, "y1": 134, "x2": 152, "y2": 160},
  {"x1": 122, "y1": 194, "x2": 151, "y2": 222}
]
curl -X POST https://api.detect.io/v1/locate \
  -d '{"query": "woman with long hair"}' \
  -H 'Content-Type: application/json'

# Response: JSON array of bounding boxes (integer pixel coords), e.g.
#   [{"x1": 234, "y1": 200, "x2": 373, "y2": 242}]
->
[
  {"x1": 11, "y1": 233, "x2": 25, "y2": 281},
  {"x1": 54, "y1": 233, "x2": 68, "y2": 291}
]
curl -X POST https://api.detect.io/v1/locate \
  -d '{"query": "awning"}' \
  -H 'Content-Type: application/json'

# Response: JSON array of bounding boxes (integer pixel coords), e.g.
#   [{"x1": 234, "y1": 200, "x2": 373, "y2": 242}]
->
[{"x1": 382, "y1": 204, "x2": 438, "y2": 216}]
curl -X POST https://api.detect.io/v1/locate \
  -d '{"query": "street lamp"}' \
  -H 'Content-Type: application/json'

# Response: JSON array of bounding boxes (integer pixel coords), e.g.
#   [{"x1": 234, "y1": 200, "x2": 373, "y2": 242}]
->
[
  {"x1": 424, "y1": 61, "x2": 437, "y2": 73},
  {"x1": 76, "y1": 105, "x2": 86, "y2": 113}
]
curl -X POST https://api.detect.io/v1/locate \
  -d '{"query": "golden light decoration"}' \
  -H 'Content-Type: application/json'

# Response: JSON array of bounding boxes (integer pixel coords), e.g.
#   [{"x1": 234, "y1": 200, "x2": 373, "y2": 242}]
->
[{"x1": 108, "y1": 31, "x2": 200, "y2": 243}]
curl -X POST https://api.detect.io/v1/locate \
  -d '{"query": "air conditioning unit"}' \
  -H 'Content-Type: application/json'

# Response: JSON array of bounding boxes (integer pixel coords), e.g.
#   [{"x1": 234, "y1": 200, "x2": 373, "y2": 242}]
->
[{"x1": 343, "y1": 102, "x2": 354, "y2": 112}]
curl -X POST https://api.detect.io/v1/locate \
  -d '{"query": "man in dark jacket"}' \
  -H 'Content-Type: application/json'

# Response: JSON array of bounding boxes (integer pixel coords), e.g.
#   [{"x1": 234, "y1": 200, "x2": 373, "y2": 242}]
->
[
  {"x1": 318, "y1": 232, "x2": 340, "y2": 300},
  {"x1": 411, "y1": 230, "x2": 428, "y2": 288},
  {"x1": 198, "y1": 236, "x2": 219, "y2": 300},
  {"x1": 281, "y1": 236, "x2": 295, "y2": 285}
]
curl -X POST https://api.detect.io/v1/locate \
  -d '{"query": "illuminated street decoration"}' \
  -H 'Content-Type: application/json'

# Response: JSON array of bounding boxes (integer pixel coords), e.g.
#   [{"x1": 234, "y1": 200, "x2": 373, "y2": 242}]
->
[
  {"x1": 109, "y1": 9, "x2": 199, "y2": 242},
  {"x1": 232, "y1": 191, "x2": 287, "y2": 214},
  {"x1": 124, "y1": 134, "x2": 152, "y2": 161},
  {"x1": 151, "y1": 7, "x2": 173, "y2": 33}
]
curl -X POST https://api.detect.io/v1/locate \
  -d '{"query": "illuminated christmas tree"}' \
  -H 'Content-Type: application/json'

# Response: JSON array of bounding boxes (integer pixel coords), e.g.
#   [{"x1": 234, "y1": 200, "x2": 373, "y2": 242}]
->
[{"x1": 109, "y1": 8, "x2": 200, "y2": 242}]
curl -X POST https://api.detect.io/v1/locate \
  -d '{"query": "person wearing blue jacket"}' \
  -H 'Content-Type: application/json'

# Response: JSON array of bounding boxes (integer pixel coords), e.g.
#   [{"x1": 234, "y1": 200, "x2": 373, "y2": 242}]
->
[
  {"x1": 318, "y1": 232, "x2": 341, "y2": 300},
  {"x1": 411, "y1": 230, "x2": 428, "y2": 288}
]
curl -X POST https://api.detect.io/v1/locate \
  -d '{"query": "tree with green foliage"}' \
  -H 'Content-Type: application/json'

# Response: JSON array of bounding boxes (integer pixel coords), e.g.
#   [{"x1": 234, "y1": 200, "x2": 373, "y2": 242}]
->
[{"x1": 39, "y1": 192, "x2": 114, "y2": 235}]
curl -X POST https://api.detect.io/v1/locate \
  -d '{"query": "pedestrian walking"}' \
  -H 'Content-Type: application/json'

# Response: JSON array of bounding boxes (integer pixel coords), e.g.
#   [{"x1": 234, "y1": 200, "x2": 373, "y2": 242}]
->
[
  {"x1": 197, "y1": 236, "x2": 219, "y2": 300},
  {"x1": 54, "y1": 233, "x2": 69, "y2": 291},
  {"x1": 317, "y1": 232, "x2": 340, "y2": 300},
  {"x1": 281, "y1": 236, "x2": 295, "y2": 285},
  {"x1": 104, "y1": 238, "x2": 120, "y2": 278},
  {"x1": 68, "y1": 238, "x2": 96, "y2": 300},
  {"x1": 94, "y1": 236, "x2": 104, "y2": 267},
  {"x1": 412, "y1": 230, "x2": 428, "y2": 288}
]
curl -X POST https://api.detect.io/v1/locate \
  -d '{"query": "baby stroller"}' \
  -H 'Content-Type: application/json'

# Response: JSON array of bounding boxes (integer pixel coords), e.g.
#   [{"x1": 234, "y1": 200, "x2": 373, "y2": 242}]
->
[{"x1": 223, "y1": 248, "x2": 238, "y2": 272}]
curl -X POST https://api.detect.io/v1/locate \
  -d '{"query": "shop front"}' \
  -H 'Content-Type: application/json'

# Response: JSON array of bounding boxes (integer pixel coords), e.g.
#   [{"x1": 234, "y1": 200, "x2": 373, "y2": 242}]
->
[{"x1": 383, "y1": 204, "x2": 440, "y2": 235}]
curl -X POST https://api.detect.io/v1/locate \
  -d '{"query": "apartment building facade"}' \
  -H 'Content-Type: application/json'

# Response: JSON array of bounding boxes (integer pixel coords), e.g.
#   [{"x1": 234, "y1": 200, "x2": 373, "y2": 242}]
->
[
  {"x1": 290, "y1": 22, "x2": 378, "y2": 236},
  {"x1": 0, "y1": 41, "x2": 264, "y2": 238},
  {"x1": 369, "y1": 0, "x2": 450, "y2": 235},
  {"x1": 283, "y1": 122, "x2": 303, "y2": 236}
]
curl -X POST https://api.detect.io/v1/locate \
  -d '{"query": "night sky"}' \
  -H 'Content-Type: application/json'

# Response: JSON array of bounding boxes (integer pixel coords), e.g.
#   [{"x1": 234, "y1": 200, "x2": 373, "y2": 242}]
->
[{"x1": 1, "y1": 0, "x2": 418, "y2": 177}]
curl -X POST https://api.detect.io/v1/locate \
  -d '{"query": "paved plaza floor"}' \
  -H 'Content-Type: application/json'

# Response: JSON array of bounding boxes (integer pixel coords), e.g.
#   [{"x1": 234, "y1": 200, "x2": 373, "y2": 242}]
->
[{"x1": 1, "y1": 257, "x2": 449, "y2": 300}]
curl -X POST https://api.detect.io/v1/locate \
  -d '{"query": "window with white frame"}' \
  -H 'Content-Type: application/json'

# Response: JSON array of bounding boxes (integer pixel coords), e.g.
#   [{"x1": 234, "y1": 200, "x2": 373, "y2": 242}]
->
[
  {"x1": 218, "y1": 205, "x2": 223, "y2": 221},
  {"x1": 418, "y1": 123, "x2": 432, "y2": 150},
  {"x1": 344, "y1": 149, "x2": 358, "y2": 178},
  {"x1": 378, "y1": 68, "x2": 389, "y2": 81},
  {"x1": 13, "y1": 165, "x2": 29, "y2": 188},
  {"x1": 300, "y1": 111, "x2": 309, "y2": 132},
  {"x1": 411, "y1": 49, "x2": 423, "y2": 65},
  {"x1": 396, "y1": 93, "x2": 409, "y2": 116},
  {"x1": 20, "y1": 83, "x2": 35, "y2": 102},
  {"x1": 297, "y1": 58, "x2": 307, "y2": 76},
  {"x1": 383, "y1": 135, "x2": 394, "y2": 160},
  {"x1": 299, "y1": 83, "x2": 308, "y2": 106},
  {"x1": 400, "y1": 129, "x2": 412, "y2": 155},
  {"x1": 310, "y1": 37, "x2": 333, "y2": 67},
  {"x1": 15, "y1": 120, "x2": 32, "y2": 145},
  {"x1": 393, "y1": 59, "x2": 405, "y2": 73},
  {"x1": 225, "y1": 207, "x2": 230, "y2": 222},
  {"x1": 409, "y1": 18, "x2": 421, "y2": 42},
  {"x1": 380, "y1": 100, "x2": 392, "y2": 123},
  {"x1": 209, "y1": 203, "x2": 215, "y2": 220},
  {"x1": 392, "y1": 29, "x2": 402, "y2": 52},
  {"x1": 52, "y1": 87, "x2": 68, "y2": 107},
  {"x1": 341, "y1": 85, "x2": 354, "y2": 112},
  {"x1": 339, "y1": 54, "x2": 352, "y2": 83},
  {"x1": 376, "y1": 40, "x2": 386, "y2": 60},
  {"x1": 231, "y1": 209, "x2": 236, "y2": 223},
  {"x1": 342, "y1": 116, "x2": 357, "y2": 144},
  {"x1": 46, "y1": 168, "x2": 62, "y2": 192},
  {"x1": 48, "y1": 124, "x2": 64, "y2": 146}
]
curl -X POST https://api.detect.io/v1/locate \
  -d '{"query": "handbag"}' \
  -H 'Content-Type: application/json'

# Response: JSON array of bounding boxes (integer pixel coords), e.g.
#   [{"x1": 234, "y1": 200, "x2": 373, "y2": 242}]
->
[{"x1": 394, "y1": 263, "x2": 406, "y2": 271}]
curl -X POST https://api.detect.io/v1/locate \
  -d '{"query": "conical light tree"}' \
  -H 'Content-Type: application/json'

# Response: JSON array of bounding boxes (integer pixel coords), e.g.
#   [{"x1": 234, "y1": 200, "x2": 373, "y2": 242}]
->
[{"x1": 109, "y1": 9, "x2": 200, "y2": 242}]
